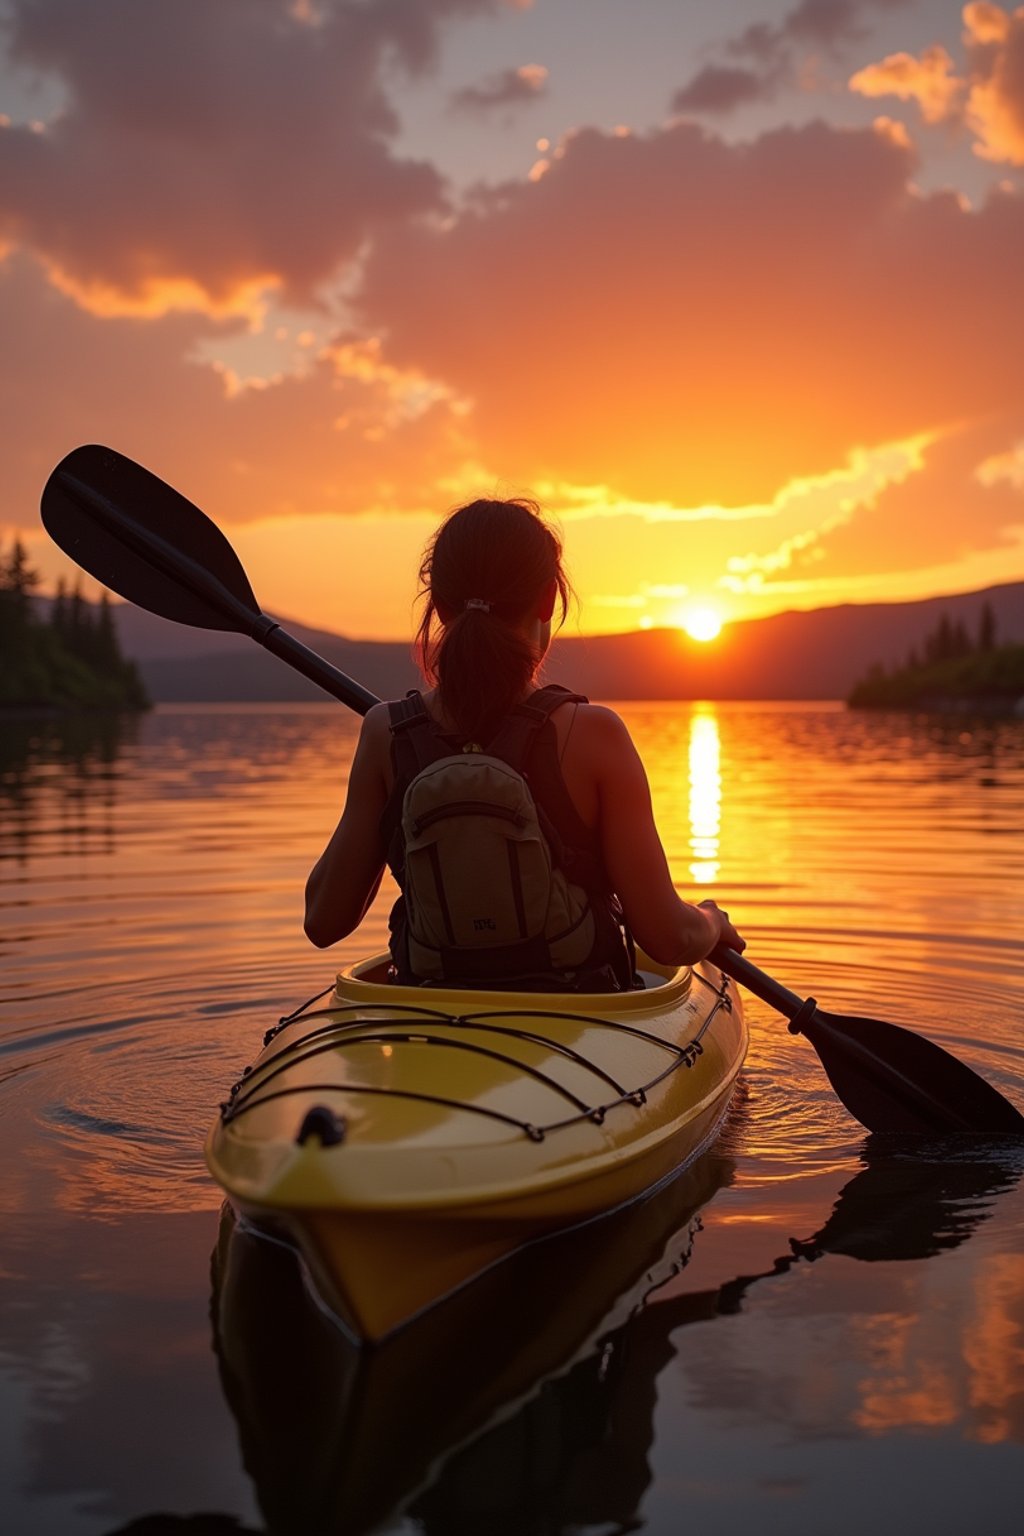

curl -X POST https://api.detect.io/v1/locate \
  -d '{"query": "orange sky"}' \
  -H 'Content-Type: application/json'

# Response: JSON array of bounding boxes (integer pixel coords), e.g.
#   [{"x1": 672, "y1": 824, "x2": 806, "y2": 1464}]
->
[{"x1": 2, "y1": 0, "x2": 1024, "y2": 639}]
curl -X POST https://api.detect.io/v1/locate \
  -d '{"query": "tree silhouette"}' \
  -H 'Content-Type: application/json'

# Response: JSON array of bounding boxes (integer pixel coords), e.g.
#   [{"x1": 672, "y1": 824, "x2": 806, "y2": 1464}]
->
[
  {"x1": 850, "y1": 601, "x2": 1022, "y2": 710},
  {"x1": 978, "y1": 600, "x2": 997, "y2": 652},
  {"x1": 0, "y1": 539, "x2": 149, "y2": 710}
]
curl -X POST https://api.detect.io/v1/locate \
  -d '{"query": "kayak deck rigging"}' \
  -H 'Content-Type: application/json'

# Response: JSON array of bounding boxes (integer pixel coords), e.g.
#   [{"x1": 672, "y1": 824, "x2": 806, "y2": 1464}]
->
[{"x1": 219, "y1": 969, "x2": 735, "y2": 1145}]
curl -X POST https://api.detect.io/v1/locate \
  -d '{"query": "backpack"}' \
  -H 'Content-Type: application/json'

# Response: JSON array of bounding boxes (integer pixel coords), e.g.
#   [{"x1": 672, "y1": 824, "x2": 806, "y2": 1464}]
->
[{"x1": 385, "y1": 687, "x2": 626, "y2": 988}]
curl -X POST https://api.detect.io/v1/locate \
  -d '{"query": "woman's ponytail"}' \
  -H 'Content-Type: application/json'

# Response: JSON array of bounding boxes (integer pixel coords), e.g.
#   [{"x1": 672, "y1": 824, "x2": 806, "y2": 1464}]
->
[{"x1": 415, "y1": 498, "x2": 570, "y2": 744}]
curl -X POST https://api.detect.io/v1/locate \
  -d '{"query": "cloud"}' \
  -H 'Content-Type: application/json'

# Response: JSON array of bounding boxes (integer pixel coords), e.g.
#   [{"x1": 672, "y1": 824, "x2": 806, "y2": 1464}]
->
[
  {"x1": 0, "y1": 254, "x2": 477, "y2": 539},
  {"x1": 4, "y1": 1, "x2": 1024, "y2": 622},
  {"x1": 672, "y1": 65, "x2": 776, "y2": 116},
  {"x1": 0, "y1": 0, "x2": 501, "y2": 319},
  {"x1": 744, "y1": 416, "x2": 1024, "y2": 585},
  {"x1": 848, "y1": 4, "x2": 1024, "y2": 163},
  {"x1": 731, "y1": 0, "x2": 877, "y2": 64},
  {"x1": 672, "y1": 0, "x2": 913, "y2": 114},
  {"x1": 451, "y1": 63, "x2": 549, "y2": 113},
  {"x1": 849, "y1": 44, "x2": 964, "y2": 123},
  {"x1": 965, "y1": 1, "x2": 1017, "y2": 44},
  {"x1": 963, "y1": 2, "x2": 1024, "y2": 163},
  {"x1": 355, "y1": 115, "x2": 1024, "y2": 527}
]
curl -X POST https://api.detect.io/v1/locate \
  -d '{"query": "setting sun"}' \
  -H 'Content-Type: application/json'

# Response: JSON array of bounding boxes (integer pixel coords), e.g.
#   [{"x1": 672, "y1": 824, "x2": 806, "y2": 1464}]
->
[{"x1": 677, "y1": 605, "x2": 724, "y2": 643}]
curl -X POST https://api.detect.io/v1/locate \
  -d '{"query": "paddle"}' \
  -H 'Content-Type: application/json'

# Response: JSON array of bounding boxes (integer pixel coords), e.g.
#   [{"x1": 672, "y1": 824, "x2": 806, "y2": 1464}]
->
[
  {"x1": 712, "y1": 946, "x2": 1024, "y2": 1135},
  {"x1": 40, "y1": 445, "x2": 378, "y2": 715},
  {"x1": 40, "y1": 444, "x2": 1024, "y2": 1138}
]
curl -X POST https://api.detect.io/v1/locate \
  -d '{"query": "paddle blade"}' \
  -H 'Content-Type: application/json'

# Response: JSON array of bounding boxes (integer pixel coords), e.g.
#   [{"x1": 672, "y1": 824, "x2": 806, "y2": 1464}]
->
[
  {"x1": 805, "y1": 1007, "x2": 1024, "y2": 1136},
  {"x1": 712, "y1": 947, "x2": 1024, "y2": 1137},
  {"x1": 41, "y1": 444, "x2": 260, "y2": 635}
]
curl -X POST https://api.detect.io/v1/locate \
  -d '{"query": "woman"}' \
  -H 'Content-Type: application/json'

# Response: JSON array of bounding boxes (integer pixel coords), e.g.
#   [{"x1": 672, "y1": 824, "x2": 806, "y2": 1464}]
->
[{"x1": 305, "y1": 496, "x2": 745, "y2": 983}]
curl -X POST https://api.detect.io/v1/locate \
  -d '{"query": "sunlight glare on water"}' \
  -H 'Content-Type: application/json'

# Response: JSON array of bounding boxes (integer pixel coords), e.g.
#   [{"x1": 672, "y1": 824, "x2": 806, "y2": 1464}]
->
[{"x1": 687, "y1": 706, "x2": 721, "y2": 884}]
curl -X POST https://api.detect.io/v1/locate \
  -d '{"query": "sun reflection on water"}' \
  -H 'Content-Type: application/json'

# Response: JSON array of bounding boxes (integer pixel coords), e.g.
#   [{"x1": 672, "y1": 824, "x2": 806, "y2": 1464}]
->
[{"x1": 688, "y1": 706, "x2": 721, "y2": 883}]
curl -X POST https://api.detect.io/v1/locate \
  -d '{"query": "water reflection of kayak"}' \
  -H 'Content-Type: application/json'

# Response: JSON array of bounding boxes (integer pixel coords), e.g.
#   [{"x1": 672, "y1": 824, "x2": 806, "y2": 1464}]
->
[
  {"x1": 211, "y1": 1145, "x2": 735, "y2": 1536},
  {"x1": 205, "y1": 952, "x2": 746, "y2": 1340}
]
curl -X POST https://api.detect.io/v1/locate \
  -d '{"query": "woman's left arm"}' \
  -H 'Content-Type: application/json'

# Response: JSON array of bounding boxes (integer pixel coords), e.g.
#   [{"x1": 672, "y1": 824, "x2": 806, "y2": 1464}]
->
[{"x1": 304, "y1": 704, "x2": 391, "y2": 948}]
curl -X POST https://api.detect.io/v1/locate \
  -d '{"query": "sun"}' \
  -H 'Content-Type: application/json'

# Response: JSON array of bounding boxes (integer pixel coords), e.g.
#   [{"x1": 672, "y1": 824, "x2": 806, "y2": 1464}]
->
[{"x1": 677, "y1": 604, "x2": 724, "y2": 643}]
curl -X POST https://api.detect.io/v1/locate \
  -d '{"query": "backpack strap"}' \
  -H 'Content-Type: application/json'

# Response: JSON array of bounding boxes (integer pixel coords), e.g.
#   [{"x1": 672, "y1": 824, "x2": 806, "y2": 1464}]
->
[
  {"x1": 383, "y1": 692, "x2": 461, "y2": 877},
  {"x1": 387, "y1": 691, "x2": 453, "y2": 780},
  {"x1": 484, "y1": 684, "x2": 588, "y2": 771},
  {"x1": 484, "y1": 685, "x2": 589, "y2": 880}
]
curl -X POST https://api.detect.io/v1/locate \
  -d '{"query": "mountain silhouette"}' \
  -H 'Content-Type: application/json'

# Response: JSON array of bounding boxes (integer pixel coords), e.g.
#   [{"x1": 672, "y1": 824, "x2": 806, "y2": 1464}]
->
[{"x1": 43, "y1": 579, "x2": 1024, "y2": 703}]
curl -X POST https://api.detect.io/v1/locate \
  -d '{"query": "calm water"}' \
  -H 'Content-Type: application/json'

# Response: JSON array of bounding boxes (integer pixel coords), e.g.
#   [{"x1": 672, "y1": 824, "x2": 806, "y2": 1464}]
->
[{"x1": 2, "y1": 700, "x2": 1023, "y2": 1536}]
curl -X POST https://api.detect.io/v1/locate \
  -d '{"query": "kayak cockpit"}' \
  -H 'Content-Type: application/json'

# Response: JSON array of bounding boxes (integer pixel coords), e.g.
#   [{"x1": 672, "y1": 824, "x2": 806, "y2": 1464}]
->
[{"x1": 340, "y1": 951, "x2": 676, "y2": 994}]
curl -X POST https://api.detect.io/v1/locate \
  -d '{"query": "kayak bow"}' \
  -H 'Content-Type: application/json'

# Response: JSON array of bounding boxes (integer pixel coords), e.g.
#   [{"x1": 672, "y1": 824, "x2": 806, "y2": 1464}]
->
[{"x1": 205, "y1": 951, "x2": 747, "y2": 1340}]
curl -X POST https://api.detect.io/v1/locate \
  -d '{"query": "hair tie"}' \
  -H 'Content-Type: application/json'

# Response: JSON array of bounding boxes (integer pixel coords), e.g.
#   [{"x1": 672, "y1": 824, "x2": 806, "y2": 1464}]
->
[{"x1": 464, "y1": 598, "x2": 491, "y2": 612}]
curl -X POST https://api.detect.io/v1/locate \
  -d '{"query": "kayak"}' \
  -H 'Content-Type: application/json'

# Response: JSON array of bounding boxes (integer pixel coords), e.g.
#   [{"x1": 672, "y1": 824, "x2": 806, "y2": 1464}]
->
[{"x1": 205, "y1": 951, "x2": 747, "y2": 1341}]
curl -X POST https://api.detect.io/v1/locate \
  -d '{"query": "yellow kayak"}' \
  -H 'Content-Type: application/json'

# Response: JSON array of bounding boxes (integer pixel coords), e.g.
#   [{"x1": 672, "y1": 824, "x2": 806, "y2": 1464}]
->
[{"x1": 205, "y1": 952, "x2": 746, "y2": 1340}]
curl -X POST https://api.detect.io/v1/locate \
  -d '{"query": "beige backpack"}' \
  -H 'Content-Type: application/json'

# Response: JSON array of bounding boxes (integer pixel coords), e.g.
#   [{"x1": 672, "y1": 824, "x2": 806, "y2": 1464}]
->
[{"x1": 387, "y1": 687, "x2": 601, "y2": 986}]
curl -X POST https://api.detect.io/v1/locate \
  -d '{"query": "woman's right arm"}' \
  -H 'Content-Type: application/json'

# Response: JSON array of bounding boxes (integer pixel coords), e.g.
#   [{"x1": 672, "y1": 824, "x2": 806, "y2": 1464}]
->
[
  {"x1": 581, "y1": 708, "x2": 745, "y2": 966},
  {"x1": 304, "y1": 704, "x2": 391, "y2": 948}
]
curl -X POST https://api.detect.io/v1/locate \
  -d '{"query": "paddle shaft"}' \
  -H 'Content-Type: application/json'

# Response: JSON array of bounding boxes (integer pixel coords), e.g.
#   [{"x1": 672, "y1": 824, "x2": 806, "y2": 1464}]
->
[
  {"x1": 57, "y1": 470, "x2": 380, "y2": 715},
  {"x1": 261, "y1": 626, "x2": 379, "y2": 714},
  {"x1": 712, "y1": 946, "x2": 806, "y2": 1020}
]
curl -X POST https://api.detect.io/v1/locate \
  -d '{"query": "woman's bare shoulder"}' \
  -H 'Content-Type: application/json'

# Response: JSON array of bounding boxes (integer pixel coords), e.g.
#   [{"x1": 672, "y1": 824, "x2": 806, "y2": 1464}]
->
[
  {"x1": 553, "y1": 699, "x2": 641, "y2": 778},
  {"x1": 563, "y1": 701, "x2": 635, "y2": 747},
  {"x1": 351, "y1": 700, "x2": 395, "y2": 780},
  {"x1": 573, "y1": 701, "x2": 627, "y2": 725},
  {"x1": 362, "y1": 699, "x2": 394, "y2": 731},
  {"x1": 353, "y1": 700, "x2": 393, "y2": 748}
]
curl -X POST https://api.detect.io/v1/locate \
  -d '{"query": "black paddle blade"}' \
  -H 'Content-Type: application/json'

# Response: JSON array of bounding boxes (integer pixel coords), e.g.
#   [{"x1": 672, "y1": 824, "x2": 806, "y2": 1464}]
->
[
  {"x1": 804, "y1": 1006, "x2": 1024, "y2": 1136},
  {"x1": 41, "y1": 444, "x2": 261, "y2": 635},
  {"x1": 712, "y1": 946, "x2": 1024, "y2": 1137},
  {"x1": 41, "y1": 443, "x2": 380, "y2": 714}
]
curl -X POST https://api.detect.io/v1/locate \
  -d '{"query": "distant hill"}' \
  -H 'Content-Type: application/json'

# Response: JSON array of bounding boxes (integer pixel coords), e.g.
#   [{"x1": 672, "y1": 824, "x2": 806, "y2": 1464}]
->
[
  {"x1": 43, "y1": 579, "x2": 1024, "y2": 703},
  {"x1": 112, "y1": 604, "x2": 421, "y2": 702},
  {"x1": 550, "y1": 581, "x2": 1024, "y2": 702}
]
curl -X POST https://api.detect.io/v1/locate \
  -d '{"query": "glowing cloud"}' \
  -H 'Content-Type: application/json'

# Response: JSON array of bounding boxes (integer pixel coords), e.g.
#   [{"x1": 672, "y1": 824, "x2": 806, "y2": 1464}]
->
[
  {"x1": 849, "y1": 44, "x2": 963, "y2": 122},
  {"x1": 964, "y1": 4, "x2": 1024, "y2": 163},
  {"x1": 849, "y1": 4, "x2": 1024, "y2": 164}
]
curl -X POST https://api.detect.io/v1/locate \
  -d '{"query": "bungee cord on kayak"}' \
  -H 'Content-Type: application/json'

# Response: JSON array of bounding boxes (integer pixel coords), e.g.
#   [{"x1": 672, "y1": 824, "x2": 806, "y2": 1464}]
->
[{"x1": 221, "y1": 971, "x2": 735, "y2": 1144}]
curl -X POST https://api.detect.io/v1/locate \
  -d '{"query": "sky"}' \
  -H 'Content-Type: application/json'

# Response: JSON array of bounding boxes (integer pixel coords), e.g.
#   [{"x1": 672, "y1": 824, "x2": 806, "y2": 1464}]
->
[{"x1": 2, "y1": 0, "x2": 1023, "y2": 641}]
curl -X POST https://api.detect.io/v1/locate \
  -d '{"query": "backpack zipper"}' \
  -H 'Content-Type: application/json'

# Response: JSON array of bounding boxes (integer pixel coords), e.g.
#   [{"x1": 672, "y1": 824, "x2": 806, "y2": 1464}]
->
[{"x1": 410, "y1": 802, "x2": 528, "y2": 836}]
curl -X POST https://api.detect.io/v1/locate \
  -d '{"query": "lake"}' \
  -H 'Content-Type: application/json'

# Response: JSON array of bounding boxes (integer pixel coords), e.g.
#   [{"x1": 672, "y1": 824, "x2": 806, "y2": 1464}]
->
[{"x1": 2, "y1": 699, "x2": 1023, "y2": 1536}]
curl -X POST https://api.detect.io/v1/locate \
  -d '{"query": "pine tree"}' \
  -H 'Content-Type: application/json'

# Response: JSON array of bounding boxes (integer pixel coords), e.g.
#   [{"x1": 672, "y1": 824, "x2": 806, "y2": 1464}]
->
[
  {"x1": 95, "y1": 591, "x2": 120, "y2": 670},
  {"x1": 978, "y1": 600, "x2": 997, "y2": 652},
  {"x1": 52, "y1": 577, "x2": 68, "y2": 644},
  {"x1": 7, "y1": 537, "x2": 39, "y2": 603},
  {"x1": 0, "y1": 537, "x2": 34, "y2": 650},
  {"x1": 925, "y1": 613, "x2": 956, "y2": 664},
  {"x1": 951, "y1": 619, "x2": 971, "y2": 659},
  {"x1": 1, "y1": 550, "x2": 149, "y2": 711},
  {"x1": 67, "y1": 579, "x2": 87, "y2": 652}
]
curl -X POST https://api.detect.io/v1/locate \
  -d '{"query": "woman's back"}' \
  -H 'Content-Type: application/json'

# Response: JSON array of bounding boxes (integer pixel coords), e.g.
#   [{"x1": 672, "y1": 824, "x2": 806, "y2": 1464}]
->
[{"x1": 304, "y1": 495, "x2": 745, "y2": 975}]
